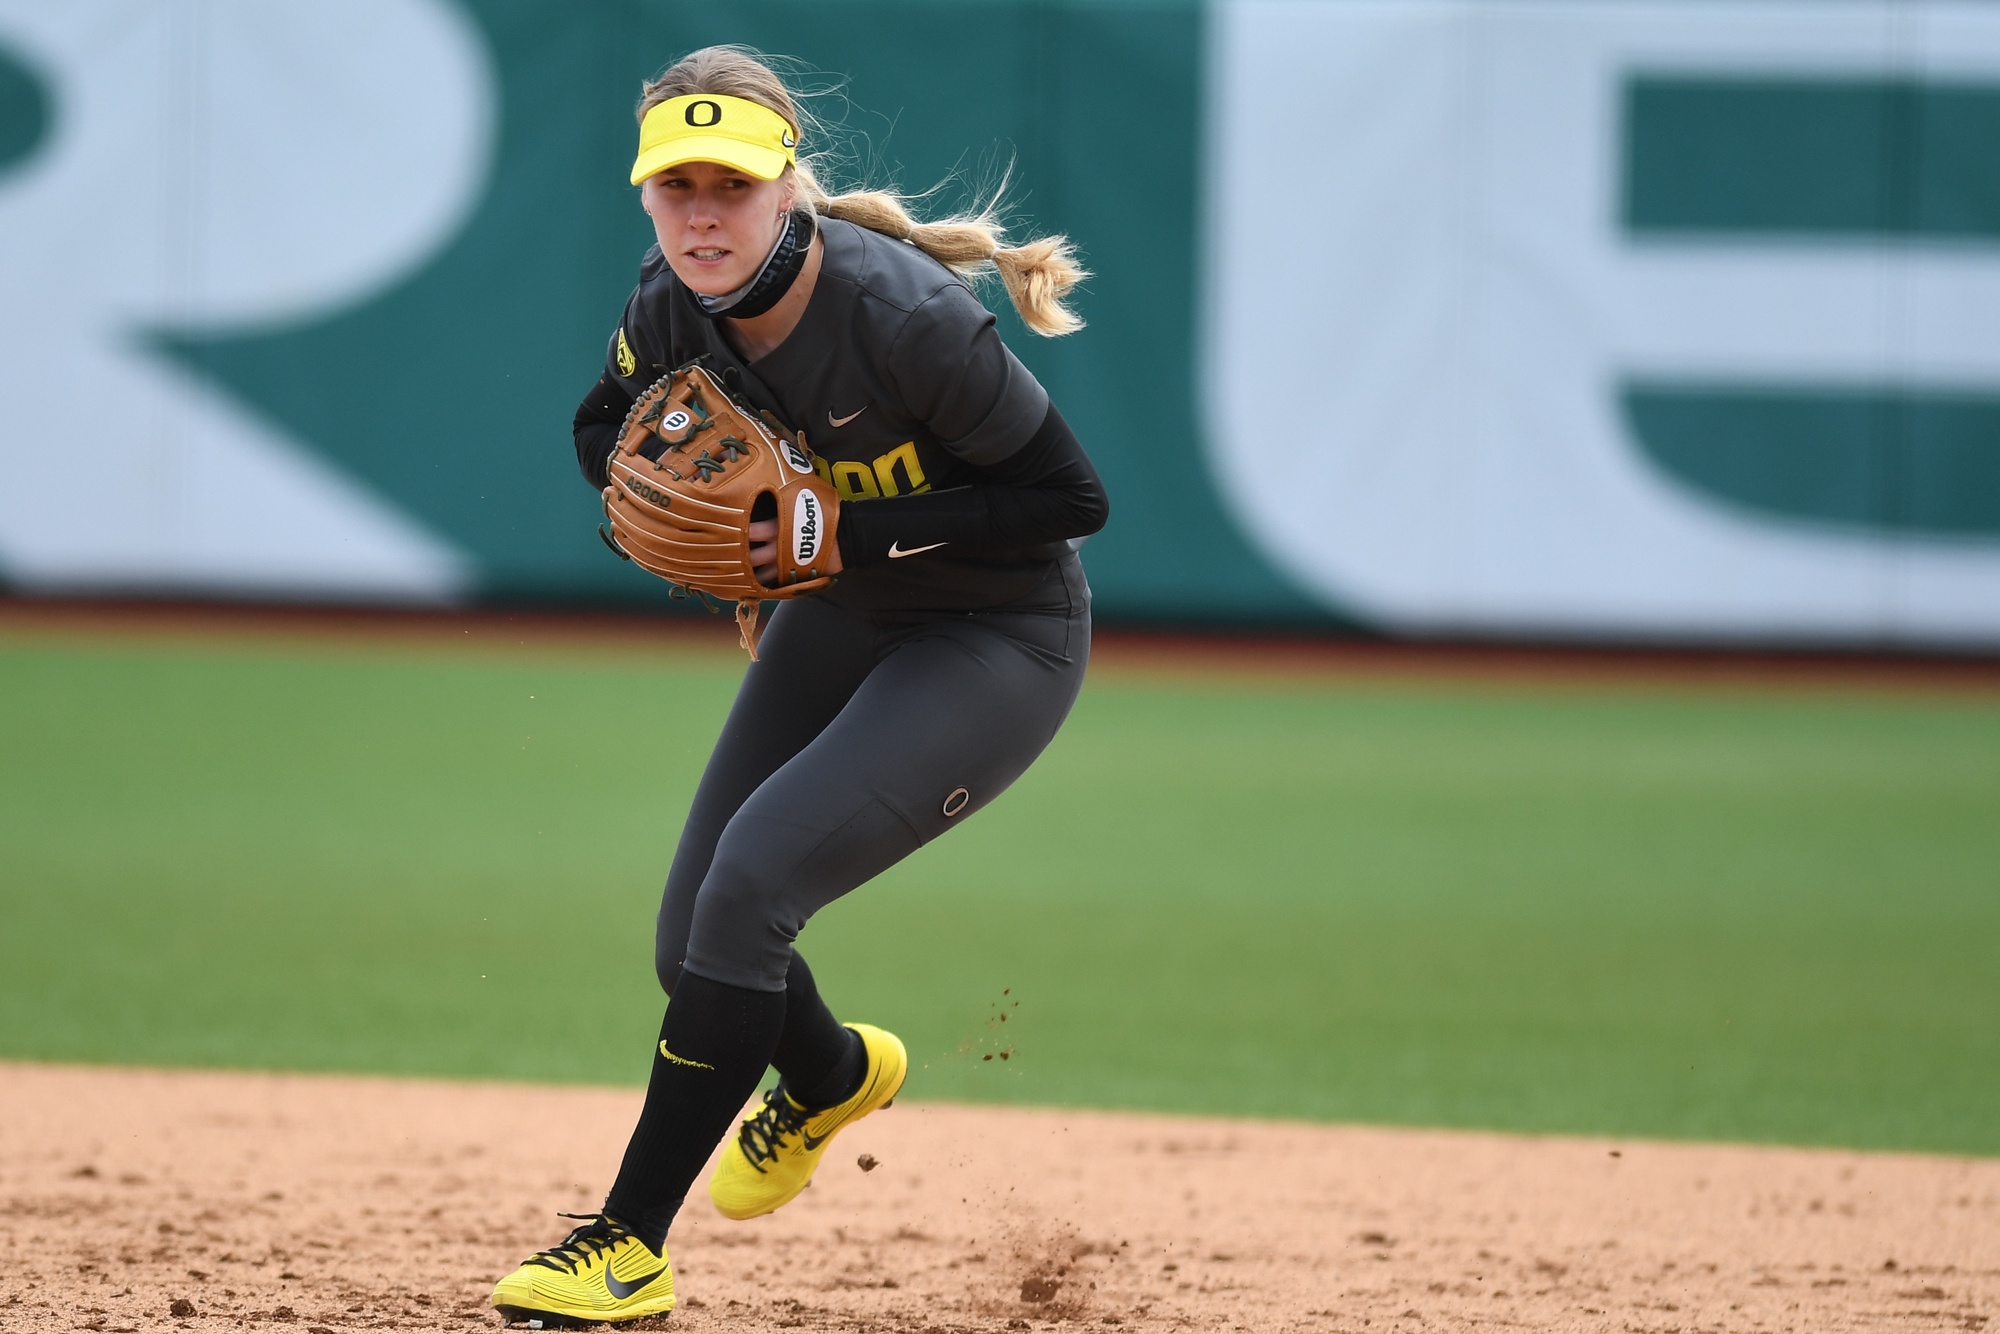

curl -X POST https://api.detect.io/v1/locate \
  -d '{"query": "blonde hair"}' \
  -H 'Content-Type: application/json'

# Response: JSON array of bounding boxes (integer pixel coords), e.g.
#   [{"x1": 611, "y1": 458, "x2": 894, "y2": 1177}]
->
[{"x1": 639, "y1": 46, "x2": 1088, "y2": 336}]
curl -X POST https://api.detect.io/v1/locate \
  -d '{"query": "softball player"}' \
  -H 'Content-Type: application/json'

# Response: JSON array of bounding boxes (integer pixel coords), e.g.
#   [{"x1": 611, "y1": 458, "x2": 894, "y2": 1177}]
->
[{"x1": 491, "y1": 45, "x2": 1107, "y2": 1326}]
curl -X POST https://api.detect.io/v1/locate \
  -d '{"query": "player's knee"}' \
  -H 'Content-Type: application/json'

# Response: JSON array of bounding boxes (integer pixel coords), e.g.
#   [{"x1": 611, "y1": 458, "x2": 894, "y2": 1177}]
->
[
  {"x1": 698, "y1": 840, "x2": 798, "y2": 940},
  {"x1": 694, "y1": 799, "x2": 919, "y2": 974},
  {"x1": 683, "y1": 869, "x2": 800, "y2": 993}
]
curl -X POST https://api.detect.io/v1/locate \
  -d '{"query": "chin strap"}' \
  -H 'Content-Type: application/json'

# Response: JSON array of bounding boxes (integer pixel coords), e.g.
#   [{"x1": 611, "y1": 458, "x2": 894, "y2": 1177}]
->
[{"x1": 695, "y1": 209, "x2": 815, "y2": 322}]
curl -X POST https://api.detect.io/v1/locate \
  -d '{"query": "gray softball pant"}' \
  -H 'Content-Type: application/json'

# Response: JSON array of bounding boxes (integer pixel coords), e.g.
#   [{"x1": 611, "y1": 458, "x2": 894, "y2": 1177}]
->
[{"x1": 655, "y1": 563, "x2": 1091, "y2": 995}]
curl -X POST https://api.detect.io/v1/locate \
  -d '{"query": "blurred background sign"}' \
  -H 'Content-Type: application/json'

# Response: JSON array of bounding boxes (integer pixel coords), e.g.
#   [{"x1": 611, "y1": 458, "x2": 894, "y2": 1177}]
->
[
  {"x1": 1212, "y1": 0, "x2": 2000, "y2": 647},
  {"x1": 1, "y1": 0, "x2": 1996, "y2": 645}
]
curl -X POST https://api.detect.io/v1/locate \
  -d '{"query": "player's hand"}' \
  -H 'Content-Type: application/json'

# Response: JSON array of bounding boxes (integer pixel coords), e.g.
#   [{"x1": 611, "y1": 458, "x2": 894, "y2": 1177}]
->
[
  {"x1": 748, "y1": 519, "x2": 780, "y2": 586},
  {"x1": 749, "y1": 518, "x2": 842, "y2": 586}
]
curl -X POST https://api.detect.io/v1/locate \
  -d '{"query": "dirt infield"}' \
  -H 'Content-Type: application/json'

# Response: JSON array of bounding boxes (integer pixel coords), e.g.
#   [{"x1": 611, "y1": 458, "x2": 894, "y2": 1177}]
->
[{"x1": 2, "y1": 1065, "x2": 1994, "y2": 1334}]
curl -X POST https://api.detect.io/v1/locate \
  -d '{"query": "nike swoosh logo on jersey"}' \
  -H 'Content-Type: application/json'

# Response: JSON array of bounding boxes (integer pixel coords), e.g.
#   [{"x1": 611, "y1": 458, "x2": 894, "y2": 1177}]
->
[
  {"x1": 604, "y1": 1264, "x2": 668, "y2": 1300},
  {"x1": 887, "y1": 541, "x2": 947, "y2": 558},
  {"x1": 828, "y1": 406, "x2": 866, "y2": 428}
]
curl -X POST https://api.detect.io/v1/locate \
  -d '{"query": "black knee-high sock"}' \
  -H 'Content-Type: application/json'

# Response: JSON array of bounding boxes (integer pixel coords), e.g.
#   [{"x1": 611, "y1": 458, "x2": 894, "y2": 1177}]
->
[
  {"x1": 769, "y1": 951, "x2": 865, "y2": 1109},
  {"x1": 603, "y1": 972, "x2": 786, "y2": 1251}
]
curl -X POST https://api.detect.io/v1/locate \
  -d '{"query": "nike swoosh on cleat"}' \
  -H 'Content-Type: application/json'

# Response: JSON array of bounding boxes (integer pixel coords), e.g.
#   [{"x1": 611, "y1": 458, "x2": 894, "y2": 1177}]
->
[
  {"x1": 828, "y1": 406, "x2": 866, "y2": 428},
  {"x1": 887, "y1": 541, "x2": 947, "y2": 559},
  {"x1": 803, "y1": 1061, "x2": 887, "y2": 1149},
  {"x1": 604, "y1": 1266, "x2": 667, "y2": 1300}
]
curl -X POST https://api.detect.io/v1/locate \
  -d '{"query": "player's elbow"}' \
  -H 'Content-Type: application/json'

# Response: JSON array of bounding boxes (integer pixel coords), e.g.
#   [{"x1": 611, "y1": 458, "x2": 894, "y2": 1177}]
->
[{"x1": 1071, "y1": 479, "x2": 1110, "y2": 539}]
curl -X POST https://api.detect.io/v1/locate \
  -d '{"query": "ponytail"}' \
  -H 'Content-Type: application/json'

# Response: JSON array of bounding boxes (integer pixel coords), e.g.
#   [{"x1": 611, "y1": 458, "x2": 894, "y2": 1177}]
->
[{"x1": 795, "y1": 171, "x2": 1088, "y2": 337}]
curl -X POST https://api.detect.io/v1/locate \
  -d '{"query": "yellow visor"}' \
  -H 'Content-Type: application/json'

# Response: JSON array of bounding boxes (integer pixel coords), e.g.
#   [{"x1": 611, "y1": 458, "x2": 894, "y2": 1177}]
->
[{"x1": 631, "y1": 93, "x2": 798, "y2": 185}]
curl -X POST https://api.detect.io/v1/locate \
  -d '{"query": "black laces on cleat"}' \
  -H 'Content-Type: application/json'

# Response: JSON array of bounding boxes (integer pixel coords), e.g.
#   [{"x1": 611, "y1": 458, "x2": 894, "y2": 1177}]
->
[
  {"x1": 523, "y1": 1213, "x2": 636, "y2": 1274},
  {"x1": 735, "y1": 1085, "x2": 810, "y2": 1172}
]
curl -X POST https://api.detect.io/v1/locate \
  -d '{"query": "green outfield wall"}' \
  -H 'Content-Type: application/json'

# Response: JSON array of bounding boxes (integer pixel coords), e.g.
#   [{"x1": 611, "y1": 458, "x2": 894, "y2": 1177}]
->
[{"x1": 2, "y1": 1, "x2": 1998, "y2": 643}]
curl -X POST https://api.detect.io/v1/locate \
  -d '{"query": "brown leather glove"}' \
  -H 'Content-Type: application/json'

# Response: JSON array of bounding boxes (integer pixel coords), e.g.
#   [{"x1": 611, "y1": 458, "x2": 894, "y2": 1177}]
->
[{"x1": 600, "y1": 364, "x2": 840, "y2": 658}]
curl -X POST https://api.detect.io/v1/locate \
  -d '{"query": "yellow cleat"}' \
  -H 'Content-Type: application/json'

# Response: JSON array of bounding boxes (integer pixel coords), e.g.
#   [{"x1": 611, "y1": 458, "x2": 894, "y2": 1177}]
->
[
  {"x1": 708, "y1": 1023, "x2": 907, "y2": 1221},
  {"x1": 491, "y1": 1214, "x2": 675, "y2": 1326}
]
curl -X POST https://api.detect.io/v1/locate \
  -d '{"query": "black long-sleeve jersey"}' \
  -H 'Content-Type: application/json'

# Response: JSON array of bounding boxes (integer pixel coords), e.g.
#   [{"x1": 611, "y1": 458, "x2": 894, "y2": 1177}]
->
[{"x1": 574, "y1": 216, "x2": 1109, "y2": 612}]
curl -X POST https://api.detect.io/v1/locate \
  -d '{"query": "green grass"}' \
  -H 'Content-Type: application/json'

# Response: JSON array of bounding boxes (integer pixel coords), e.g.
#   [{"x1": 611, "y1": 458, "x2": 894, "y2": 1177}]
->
[{"x1": 2, "y1": 629, "x2": 1996, "y2": 1154}]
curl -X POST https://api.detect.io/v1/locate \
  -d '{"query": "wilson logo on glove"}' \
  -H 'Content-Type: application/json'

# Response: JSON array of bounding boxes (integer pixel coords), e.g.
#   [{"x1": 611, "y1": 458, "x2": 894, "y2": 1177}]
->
[
  {"x1": 598, "y1": 364, "x2": 842, "y2": 659},
  {"x1": 793, "y1": 490, "x2": 822, "y2": 563}
]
